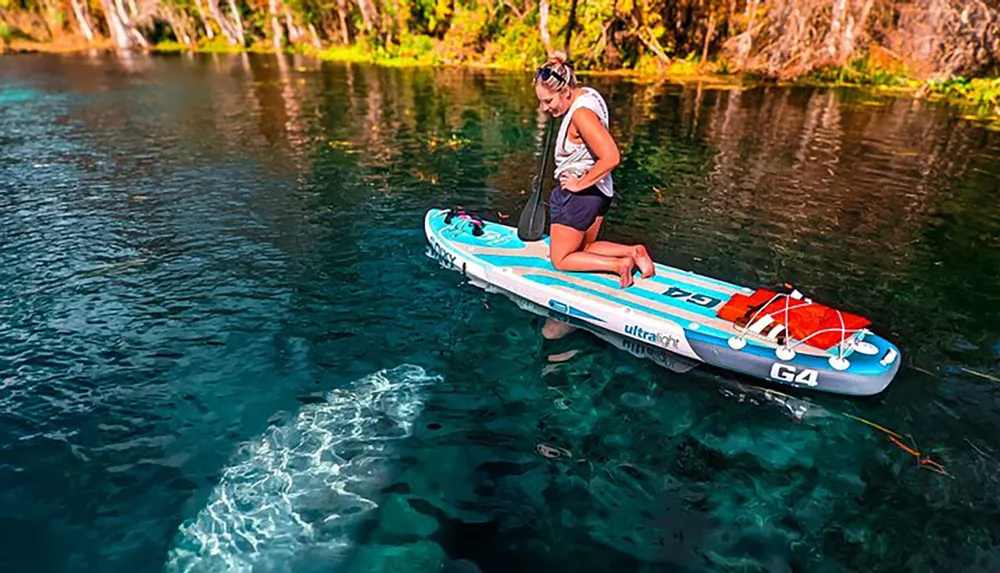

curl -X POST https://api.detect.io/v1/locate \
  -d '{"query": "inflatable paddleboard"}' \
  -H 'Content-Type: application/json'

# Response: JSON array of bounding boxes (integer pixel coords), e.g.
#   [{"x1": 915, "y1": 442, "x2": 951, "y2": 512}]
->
[{"x1": 424, "y1": 208, "x2": 900, "y2": 396}]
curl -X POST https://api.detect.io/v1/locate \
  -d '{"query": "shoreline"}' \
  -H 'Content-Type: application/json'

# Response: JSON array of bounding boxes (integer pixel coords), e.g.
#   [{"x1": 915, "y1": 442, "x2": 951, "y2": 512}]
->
[
  {"x1": 3, "y1": 39, "x2": 997, "y2": 128},
  {"x1": 0, "y1": 38, "x2": 885, "y2": 89}
]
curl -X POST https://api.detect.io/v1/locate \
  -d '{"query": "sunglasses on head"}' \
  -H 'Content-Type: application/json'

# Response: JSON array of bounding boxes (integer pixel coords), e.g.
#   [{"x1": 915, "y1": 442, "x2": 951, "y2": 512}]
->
[{"x1": 535, "y1": 66, "x2": 567, "y2": 84}]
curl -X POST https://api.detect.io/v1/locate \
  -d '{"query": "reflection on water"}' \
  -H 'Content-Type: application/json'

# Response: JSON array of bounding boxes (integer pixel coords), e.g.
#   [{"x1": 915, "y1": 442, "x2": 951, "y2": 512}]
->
[{"x1": 1, "y1": 53, "x2": 999, "y2": 573}]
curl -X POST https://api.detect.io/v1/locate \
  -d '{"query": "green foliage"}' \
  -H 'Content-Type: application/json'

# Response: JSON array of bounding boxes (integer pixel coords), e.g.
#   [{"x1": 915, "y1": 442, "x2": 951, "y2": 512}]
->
[
  {"x1": 154, "y1": 40, "x2": 188, "y2": 52},
  {"x1": 396, "y1": 33, "x2": 435, "y2": 60},
  {"x1": 482, "y1": 16, "x2": 545, "y2": 69},
  {"x1": 197, "y1": 36, "x2": 245, "y2": 53},
  {"x1": 371, "y1": 33, "x2": 441, "y2": 65},
  {"x1": 928, "y1": 77, "x2": 1000, "y2": 119},
  {"x1": 932, "y1": 77, "x2": 1000, "y2": 107},
  {"x1": 0, "y1": 0, "x2": 997, "y2": 127},
  {"x1": 315, "y1": 43, "x2": 374, "y2": 63},
  {"x1": 0, "y1": 19, "x2": 33, "y2": 43},
  {"x1": 435, "y1": 4, "x2": 487, "y2": 63},
  {"x1": 664, "y1": 52, "x2": 702, "y2": 76},
  {"x1": 801, "y1": 55, "x2": 917, "y2": 88}
]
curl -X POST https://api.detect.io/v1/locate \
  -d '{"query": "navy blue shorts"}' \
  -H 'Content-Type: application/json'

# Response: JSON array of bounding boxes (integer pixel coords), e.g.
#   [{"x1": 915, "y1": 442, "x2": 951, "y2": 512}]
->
[{"x1": 549, "y1": 183, "x2": 613, "y2": 232}]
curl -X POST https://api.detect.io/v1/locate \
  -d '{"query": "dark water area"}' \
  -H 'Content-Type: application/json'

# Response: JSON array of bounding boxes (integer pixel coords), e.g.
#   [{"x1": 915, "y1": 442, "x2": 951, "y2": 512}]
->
[{"x1": 1, "y1": 52, "x2": 999, "y2": 573}]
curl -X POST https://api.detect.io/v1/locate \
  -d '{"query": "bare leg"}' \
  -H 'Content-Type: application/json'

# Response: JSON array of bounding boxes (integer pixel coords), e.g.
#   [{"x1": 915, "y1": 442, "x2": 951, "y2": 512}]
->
[
  {"x1": 550, "y1": 223, "x2": 635, "y2": 288},
  {"x1": 580, "y1": 217, "x2": 656, "y2": 279}
]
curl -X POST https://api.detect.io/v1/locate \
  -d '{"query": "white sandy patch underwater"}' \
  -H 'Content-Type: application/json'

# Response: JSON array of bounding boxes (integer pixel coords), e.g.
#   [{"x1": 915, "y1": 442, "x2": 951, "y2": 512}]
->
[{"x1": 164, "y1": 364, "x2": 439, "y2": 573}]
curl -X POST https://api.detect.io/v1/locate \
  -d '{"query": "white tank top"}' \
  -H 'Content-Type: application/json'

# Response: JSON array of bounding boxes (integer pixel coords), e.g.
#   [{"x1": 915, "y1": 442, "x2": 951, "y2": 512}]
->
[{"x1": 553, "y1": 87, "x2": 614, "y2": 198}]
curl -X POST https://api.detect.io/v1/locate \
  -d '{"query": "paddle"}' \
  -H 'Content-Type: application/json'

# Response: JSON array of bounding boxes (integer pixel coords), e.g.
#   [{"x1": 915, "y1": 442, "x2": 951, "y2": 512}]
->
[{"x1": 517, "y1": 118, "x2": 556, "y2": 242}]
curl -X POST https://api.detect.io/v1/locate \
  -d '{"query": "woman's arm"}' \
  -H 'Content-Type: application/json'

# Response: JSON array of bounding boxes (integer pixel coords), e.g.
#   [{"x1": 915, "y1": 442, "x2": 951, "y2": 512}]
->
[{"x1": 559, "y1": 107, "x2": 620, "y2": 192}]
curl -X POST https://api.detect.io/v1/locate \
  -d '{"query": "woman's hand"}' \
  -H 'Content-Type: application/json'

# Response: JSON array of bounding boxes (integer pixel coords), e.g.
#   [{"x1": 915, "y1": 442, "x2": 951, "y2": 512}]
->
[
  {"x1": 559, "y1": 107, "x2": 620, "y2": 192},
  {"x1": 559, "y1": 172, "x2": 587, "y2": 192}
]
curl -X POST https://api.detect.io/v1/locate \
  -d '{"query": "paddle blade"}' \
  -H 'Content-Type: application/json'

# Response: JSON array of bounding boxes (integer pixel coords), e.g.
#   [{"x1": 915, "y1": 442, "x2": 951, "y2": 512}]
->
[
  {"x1": 517, "y1": 183, "x2": 546, "y2": 241},
  {"x1": 517, "y1": 119, "x2": 556, "y2": 242}
]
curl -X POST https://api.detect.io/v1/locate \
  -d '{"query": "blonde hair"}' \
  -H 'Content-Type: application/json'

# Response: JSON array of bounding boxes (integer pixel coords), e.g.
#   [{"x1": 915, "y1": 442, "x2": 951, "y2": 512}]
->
[{"x1": 534, "y1": 51, "x2": 577, "y2": 92}]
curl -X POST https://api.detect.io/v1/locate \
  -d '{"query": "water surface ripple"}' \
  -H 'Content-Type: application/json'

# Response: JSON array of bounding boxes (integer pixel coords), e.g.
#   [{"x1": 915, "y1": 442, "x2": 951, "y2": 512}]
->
[{"x1": 1, "y1": 53, "x2": 999, "y2": 573}]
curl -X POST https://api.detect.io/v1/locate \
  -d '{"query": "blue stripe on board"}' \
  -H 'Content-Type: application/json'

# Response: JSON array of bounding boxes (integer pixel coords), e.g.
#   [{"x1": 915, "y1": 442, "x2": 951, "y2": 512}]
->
[
  {"x1": 480, "y1": 255, "x2": 730, "y2": 321},
  {"x1": 529, "y1": 270, "x2": 888, "y2": 370},
  {"x1": 523, "y1": 273, "x2": 735, "y2": 340},
  {"x1": 428, "y1": 208, "x2": 751, "y2": 294},
  {"x1": 477, "y1": 253, "x2": 736, "y2": 303}
]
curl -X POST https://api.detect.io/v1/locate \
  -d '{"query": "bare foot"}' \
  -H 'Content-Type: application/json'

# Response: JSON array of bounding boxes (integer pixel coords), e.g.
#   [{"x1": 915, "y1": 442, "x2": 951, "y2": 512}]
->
[
  {"x1": 542, "y1": 318, "x2": 577, "y2": 340},
  {"x1": 633, "y1": 245, "x2": 656, "y2": 279},
  {"x1": 615, "y1": 257, "x2": 635, "y2": 289}
]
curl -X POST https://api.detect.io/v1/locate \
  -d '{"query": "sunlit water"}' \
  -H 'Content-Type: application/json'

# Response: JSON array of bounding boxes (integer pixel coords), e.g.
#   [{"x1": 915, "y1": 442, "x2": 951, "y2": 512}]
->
[{"x1": 1, "y1": 53, "x2": 999, "y2": 573}]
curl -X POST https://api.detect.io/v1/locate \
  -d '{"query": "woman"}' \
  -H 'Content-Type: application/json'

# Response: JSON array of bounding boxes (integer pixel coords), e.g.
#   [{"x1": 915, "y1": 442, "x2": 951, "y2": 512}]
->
[{"x1": 534, "y1": 52, "x2": 655, "y2": 289}]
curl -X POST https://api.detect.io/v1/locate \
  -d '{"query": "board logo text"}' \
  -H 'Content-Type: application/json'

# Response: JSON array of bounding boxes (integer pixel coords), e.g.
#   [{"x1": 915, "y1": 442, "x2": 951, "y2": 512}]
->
[
  {"x1": 769, "y1": 363, "x2": 819, "y2": 386},
  {"x1": 662, "y1": 286, "x2": 723, "y2": 309},
  {"x1": 428, "y1": 239, "x2": 456, "y2": 268},
  {"x1": 625, "y1": 324, "x2": 679, "y2": 349}
]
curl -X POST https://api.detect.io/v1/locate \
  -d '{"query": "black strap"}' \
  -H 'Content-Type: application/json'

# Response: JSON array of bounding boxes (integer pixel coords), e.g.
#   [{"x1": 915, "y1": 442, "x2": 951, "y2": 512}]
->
[{"x1": 444, "y1": 207, "x2": 485, "y2": 236}]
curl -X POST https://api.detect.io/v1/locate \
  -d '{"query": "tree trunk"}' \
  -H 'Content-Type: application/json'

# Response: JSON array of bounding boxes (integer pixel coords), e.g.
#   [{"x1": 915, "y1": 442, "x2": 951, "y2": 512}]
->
[
  {"x1": 725, "y1": 0, "x2": 735, "y2": 39},
  {"x1": 206, "y1": 0, "x2": 240, "y2": 45},
  {"x1": 735, "y1": 0, "x2": 759, "y2": 66},
  {"x1": 97, "y1": 0, "x2": 148, "y2": 49},
  {"x1": 284, "y1": 5, "x2": 304, "y2": 44},
  {"x1": 638, "y1": 24, "x2": 670, "y2": 63},
  {"x1": 130, "y1": 27, "x2": 150, "y2": 48},
  {"x1": 380, "y1": 1, "x2": 392, "y2": 44},
  {"x1": 307, "y1": 23, "x2": 322, "y2": 48},
  {"x1": 116, "y1": 0, "x2": 149, "y2": 49},
  {"x1": 163, "y1": 7, "x2": 194, "y2": 46},
  {"x1": 564, "y1": 0, "x2": 578, "y2": 56},
  {"x1": 825, "y1": 0, "x2": 848, "y2": 60},
  {"x1": 70, "y1": 0, "x2": 96, "y2": 42},
  {"x1": 227, "y1": 0, "x2": 245, "y2": 46},
  {"x1": 99, "y1": 0, "x2": 132, "y2": 48},
  {"x1": 194, "y1": 0, "x2": 216, "y2": 40},
  {"x1": 269, "y1": 0, "x2": 285, "y2": 49},
  {"x1": 702, "y1": 12, "x2": 716, "y2": 67},
  {"x1": 37, "y1": 0, "x2": 61, "y2": 41},
  {"x1": 393, "y1": 0, "x2": 406, "y2": 46},
  {"x1": 539, "y1": 0, "x2": 552, "y2": 55},
  {"x1": 842, "y1": 0, "x2": 875, "y2": 65},
  {"x1": 337, "y1": 0, "x2": 351, "y2": 43},
  {"x1": 356, "y1": 0, "x2": 374, "y2": 34}
]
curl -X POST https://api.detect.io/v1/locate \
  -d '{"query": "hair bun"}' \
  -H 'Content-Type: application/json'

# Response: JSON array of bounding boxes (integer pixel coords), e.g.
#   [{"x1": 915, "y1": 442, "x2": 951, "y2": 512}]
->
[{"x1": 547, "y1": 50, "x2": 568, "y2": 65}]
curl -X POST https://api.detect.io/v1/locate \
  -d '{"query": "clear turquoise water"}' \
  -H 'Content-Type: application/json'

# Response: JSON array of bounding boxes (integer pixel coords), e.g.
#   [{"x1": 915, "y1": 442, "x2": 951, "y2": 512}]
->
[{"x1": 1, "y1": 53, "x2": 999, "y2": 573}]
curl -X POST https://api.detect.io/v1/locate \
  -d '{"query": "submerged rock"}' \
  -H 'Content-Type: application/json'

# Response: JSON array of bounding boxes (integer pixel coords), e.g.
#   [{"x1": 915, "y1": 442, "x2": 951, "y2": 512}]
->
[{"x1": 378, "y1": 495, "x2": 440, "y2": 539}]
